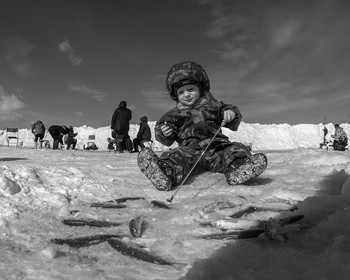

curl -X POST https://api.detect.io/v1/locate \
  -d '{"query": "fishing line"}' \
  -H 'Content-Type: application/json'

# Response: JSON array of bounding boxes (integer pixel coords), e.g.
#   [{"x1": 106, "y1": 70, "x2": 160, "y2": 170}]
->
[{"x1": 166, "y1": 122, "x2": 225, "y2": 203}]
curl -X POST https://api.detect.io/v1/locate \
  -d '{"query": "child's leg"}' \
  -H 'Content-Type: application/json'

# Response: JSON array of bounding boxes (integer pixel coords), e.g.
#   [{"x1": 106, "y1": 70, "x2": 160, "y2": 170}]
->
[
  {"x1": 225, "y1": 153, "x2": 267, "y2": 185},
  {"x1": 205, "y1": 142, "x2": 251, "y2": 173},
  {"x1": 205, "y1": 142, "x2": 267, "y2": 185},
  {"x1": 160, "y1": 146, "x2": 209, "y2": 184},
  {"x1": 137, "y1": 148, "x2": 176, "y2": 191},
  {"x1": 221, "y1": 143, "x2": 267, "y2": 185},
  {"x1": 137, "y1": 146, "x2": 203, "y2": 191}
]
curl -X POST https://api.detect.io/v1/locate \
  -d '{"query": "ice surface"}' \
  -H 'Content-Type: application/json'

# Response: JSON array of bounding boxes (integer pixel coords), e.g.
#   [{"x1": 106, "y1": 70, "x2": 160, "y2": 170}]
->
[{"x1": 0, "y1": 123, "x2": 349, "y2": 280}]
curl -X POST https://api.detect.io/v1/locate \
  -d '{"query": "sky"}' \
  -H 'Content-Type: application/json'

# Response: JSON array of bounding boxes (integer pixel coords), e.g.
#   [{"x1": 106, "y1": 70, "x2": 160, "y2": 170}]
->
[{"x1": 0, "y1": 0, "x2": 350, "y2": 130}]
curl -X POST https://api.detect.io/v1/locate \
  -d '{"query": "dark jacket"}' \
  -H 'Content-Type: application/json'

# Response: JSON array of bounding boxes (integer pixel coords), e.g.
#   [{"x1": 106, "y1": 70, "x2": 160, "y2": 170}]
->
[
  {"x1": 137, "y1": 116, "x2": 151, "y2": 141},
  {"x1": 111, "y1": 101, "x2": 132, "y2": 133},
  {"x1": 65, "y1": 128, "x2": 78, "y2": 143},
  {"x1": 31, "y1": 120, "x2": 45, "y2": 135},
  {"x1": 48, "y1": 125, "x2": 69, "y2": 145},
  {"x1": 332, "y1": 126, "x2": 347, "y2": 141},
  {"x1": 155, "y1": 92, "x2": 242, "y2": 147}
]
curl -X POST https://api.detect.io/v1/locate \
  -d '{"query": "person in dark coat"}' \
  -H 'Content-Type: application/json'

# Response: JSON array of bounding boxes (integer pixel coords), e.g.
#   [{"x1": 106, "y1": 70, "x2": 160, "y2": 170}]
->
[
  {"x1": 132, "y1": 116, "x2": 152, "y2": 153},
  {"x1": 31, "y1": 120, "x2": 45, "y2": 149},
  {"x1": 48, "y1": 125, "x2": 69, "y2": 150},
  {"x1": 331, "y1": 124, "x2": 348, "y2": 151},
  {"x1": 65, "y1": 126, "x2": 78, "y2": 150},
  {"x1": 110, "y1": 101, "x2": 132, "y2": 153}
]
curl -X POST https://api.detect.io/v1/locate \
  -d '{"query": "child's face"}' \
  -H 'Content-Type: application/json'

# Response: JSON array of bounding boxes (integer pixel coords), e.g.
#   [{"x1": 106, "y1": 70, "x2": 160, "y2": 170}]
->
[{"x1": 176, "y1": 84, "x2": 200, "y2": 106}]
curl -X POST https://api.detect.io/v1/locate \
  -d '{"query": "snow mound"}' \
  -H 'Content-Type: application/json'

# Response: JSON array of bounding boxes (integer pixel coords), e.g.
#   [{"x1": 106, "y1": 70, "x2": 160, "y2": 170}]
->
[{"x1": 0, "y1": 122, "x2": 349, "y2": 151}]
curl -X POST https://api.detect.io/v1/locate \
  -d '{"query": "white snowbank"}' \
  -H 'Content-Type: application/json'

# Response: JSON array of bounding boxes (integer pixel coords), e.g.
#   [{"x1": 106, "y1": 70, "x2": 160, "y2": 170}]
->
[{"x1": 1, "y1": 122, "x2": 348, "y2": 151}]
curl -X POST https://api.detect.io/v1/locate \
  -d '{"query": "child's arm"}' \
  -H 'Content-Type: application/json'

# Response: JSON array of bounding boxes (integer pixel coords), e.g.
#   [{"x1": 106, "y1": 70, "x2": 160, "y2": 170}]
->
[
  {"x1": 220, "y1": 104, "x2": 242, "y2": 131},
  {"x1": 160, "y1": 122, "x2": 173, "y2": 137},
  {"x1": 155, "y1": 121, "x2": 177, "y2": 146}
]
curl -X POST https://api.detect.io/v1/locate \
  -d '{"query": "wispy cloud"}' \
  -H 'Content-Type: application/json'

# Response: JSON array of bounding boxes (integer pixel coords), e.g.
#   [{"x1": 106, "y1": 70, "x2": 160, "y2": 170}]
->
[
  {"x1": 75, "y1": 111, "x2": 85, "y2": 117},
  {"x1": 57, "y1": 38, "x2": 83, "y2": 66},
  {"x1": 243, "y1": 97, "x2": 319, "y2": 123},
  {"x1": 140, "y1": 77, "x2": 174, "y2": 111},
  {"x1": 69, "y1": 84, "x2": 106, "y2": 101},
  {"x1": 0, "y1": 86, "x2": 25, "y2": 122},
  {"x1": 141, "y1": 88, "x2": 173, "y2": 109},
  {"x1": 2, "y1": 36, "x2": 36, "y2": 77},
  {"x1": 197, "y1": 0, "x2": 350, "y2": 123}
]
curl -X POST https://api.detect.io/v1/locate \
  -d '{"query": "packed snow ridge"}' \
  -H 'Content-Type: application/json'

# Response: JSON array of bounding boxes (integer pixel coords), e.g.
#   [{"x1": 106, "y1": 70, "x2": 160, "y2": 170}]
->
[{"x1": 1, "y1": 122, "x2": 349, "y2": 151}]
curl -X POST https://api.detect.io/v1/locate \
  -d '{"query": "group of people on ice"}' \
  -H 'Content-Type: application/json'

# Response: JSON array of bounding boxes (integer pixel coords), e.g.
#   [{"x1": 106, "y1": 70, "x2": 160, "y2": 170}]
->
[
  {"x1": 31, "y1": 122, "x2": 79, "y2": 150},
  {"x1": 108, "y1": 101, "x2": 152, "y2": 153},
  {"x1": 30, "y1": 102, "x2": 152, "y2": 152},
  {"x1": 30, "y1": 60, "x2": 348, "y2": 191}
]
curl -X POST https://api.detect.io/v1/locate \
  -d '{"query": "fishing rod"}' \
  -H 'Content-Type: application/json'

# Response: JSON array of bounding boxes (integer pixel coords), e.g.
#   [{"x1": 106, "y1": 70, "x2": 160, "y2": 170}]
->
[
  {"x1": 320, "y1": 117, "x2": 328, "y2": 148},
  {"x1": 167, "y1": 122, "x2": 225, "y2": 203}
]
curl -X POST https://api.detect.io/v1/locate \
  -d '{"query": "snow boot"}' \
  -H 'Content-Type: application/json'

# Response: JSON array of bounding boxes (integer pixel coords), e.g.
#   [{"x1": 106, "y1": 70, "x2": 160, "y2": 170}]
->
[
  {"x1": 137, "y1": 148, "x2": 174, "y2": 191},
  {"x1": 225, "y1": 153, "x2": 268, "y2": 185}
]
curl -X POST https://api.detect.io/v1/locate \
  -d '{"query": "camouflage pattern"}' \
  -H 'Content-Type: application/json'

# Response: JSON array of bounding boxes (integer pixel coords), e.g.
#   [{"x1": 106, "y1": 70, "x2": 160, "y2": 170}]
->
[
  {"x1": 137, "y1": 148, "x2": 175, "y2": 191},
  {"x1": 137, "y1": 60, "x2": 267, "y2": 190},
  {"x1": 166, "y1": 61, "x2": 210, "y2": 101},
  {"x1": 154, "y1": 92, "x2": 252, "y2": 187},
  {"x1": 225, "y1": 153, "x2": 268, "y2": 185}
]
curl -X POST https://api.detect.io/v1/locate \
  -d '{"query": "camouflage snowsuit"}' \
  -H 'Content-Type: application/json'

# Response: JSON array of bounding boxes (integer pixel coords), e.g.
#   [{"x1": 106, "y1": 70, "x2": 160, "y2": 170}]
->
[{"x1": 155, "y1": 92, "x2": 251, "y2": 186}]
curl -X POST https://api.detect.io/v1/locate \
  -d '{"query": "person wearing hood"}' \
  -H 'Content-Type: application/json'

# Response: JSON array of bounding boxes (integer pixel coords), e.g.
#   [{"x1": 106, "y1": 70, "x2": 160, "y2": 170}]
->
[
  {"x1": 331, "y1": 124, "x2": 348, "y2": 151},
  {"x1": 137, "y1": 60, "x2": 267, "y2": 191},
  {"x1": 110, "y1": 101, "x2": 132, "y2": 153},
  {"x1": 48, "y1": 125, "x2": 70, "y2": 150},
  {"x1": 132, "y1": 116, "x2": 152, "y2": 153},
  {"x1": 31, "y1": 120, "x2": 45, "y2": 149}
]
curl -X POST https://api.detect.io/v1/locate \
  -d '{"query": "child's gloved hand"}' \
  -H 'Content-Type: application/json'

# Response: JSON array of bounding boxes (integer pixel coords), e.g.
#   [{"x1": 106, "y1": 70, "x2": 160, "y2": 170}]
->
[
  {"x1": 161, "y1": 121, "x2": 174, "y2": 137},
  {"x1": 222, "y1": 110, "x2": 236, "y2": 125}
]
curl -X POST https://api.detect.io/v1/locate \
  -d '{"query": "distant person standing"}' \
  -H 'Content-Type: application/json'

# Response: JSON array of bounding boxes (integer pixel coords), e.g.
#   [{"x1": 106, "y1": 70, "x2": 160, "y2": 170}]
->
[
  {"x1": 132, "y1": 116, "x2": 152, "y2": 153},
  {"x1": 110, "y1": 101, "x2": 132, "y2": 153},
  {"x1": 48, "y1": 125, "x2": 69, "y2": 150},
  {"x1": 31, "y1": 120, "x2": 45, "y2": 149},
  {"x1": 331, "y1": 124, "x2": 348, "y2": 151}
]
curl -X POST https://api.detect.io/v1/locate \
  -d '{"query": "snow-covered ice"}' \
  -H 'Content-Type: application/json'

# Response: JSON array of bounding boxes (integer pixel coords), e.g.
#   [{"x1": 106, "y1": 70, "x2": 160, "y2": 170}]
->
[{"x1": 0, "y1": 122, "x2": 349, "y2": 280}]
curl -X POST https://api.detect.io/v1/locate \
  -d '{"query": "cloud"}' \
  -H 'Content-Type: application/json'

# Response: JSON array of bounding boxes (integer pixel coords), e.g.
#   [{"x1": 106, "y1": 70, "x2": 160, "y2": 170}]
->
[
  {"x1": 140, "y1": 83, "x2": 174, "y2": 111},
  {"x1": 75, "y1": 112, "x2": 85, "y2": 117},
  {"x1": 57, "y1": 38, "x2": 83, "y2": 66},
  {"x1": 0, "y1": 86, "x2": 25, "y2": 122},
  {"x1": 195, "y1": 0, "x2": 350, "y2": 123},
  {"x1": 2, "y1": 36, "x2": 36, "y2": 77},
  {"x1": 127, "y1": 104, "x2": 136, "y2": 111},
  {"x1": 69, "y1": 84, "x2": 106, "y2": 101}
]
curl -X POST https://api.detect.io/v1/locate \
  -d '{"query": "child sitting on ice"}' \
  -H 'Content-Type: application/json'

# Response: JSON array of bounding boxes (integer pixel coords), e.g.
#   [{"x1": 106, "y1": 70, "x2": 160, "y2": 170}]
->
[{"x1": 137, "y1": 60, "x2": 267, "y2": 191}]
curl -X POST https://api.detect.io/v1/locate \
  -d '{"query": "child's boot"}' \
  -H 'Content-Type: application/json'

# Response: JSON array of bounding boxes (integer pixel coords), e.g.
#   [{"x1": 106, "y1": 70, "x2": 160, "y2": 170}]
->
[
  {"x1": 137, "y1": 148, "x2": 175, "y2": 191},
  {"x1": 225, "y1": 153, "x2": 267, "y2": 185}
]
